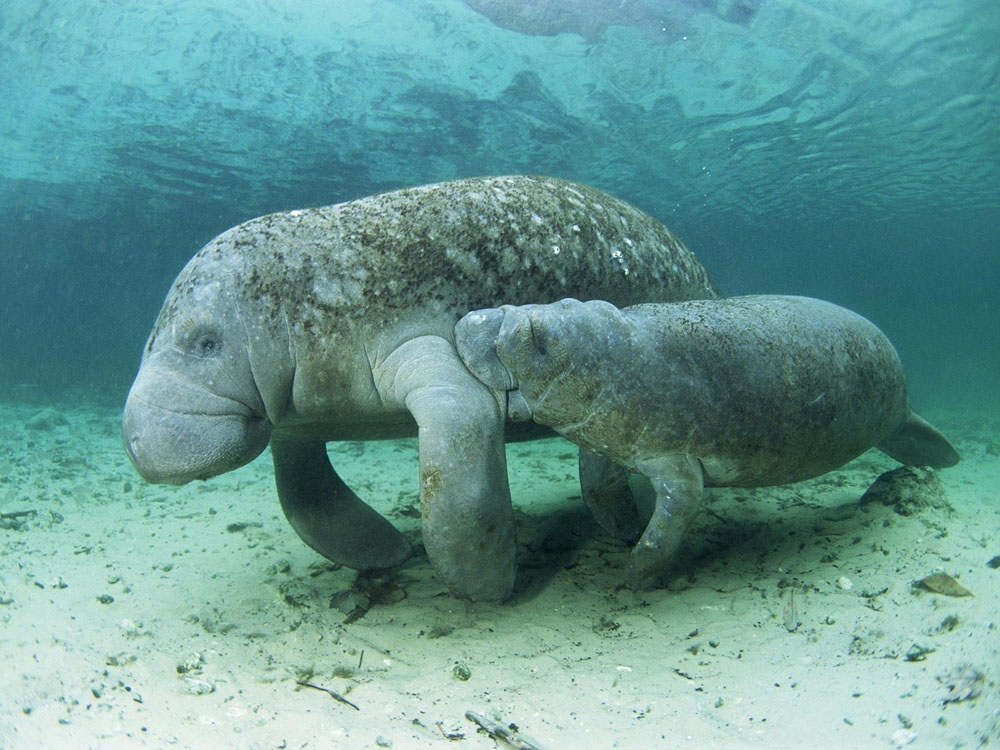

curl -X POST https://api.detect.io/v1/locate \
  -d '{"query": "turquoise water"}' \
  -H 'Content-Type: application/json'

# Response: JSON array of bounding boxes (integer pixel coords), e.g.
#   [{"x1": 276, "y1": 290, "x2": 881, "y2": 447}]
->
[
  {"x1": 2, "y1": 4, "x2": 999, "y2": 746},
  {"x1": 1, "y1": 0, "x2": 997, "y2": 407}
]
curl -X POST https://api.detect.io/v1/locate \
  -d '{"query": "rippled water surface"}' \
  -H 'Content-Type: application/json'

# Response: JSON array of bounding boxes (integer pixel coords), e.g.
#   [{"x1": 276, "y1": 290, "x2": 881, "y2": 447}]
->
[{"x1": 1, "y1": 0, "x2": 997, "y2": 408}]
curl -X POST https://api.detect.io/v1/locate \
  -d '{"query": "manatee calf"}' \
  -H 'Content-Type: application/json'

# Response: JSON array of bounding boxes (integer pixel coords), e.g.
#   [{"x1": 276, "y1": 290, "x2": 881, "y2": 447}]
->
[
  {"x1": 122, "y1": 176, "x2": 717, "y2": 601},
  {"x1": 455, "y1": 295, "x2": 960, "y2": 588}
]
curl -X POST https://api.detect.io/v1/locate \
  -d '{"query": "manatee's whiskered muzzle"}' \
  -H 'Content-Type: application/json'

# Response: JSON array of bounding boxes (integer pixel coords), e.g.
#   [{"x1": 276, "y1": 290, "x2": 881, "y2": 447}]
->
[{"x1": 123, "y1": 389, "x2": 271, "y2": 485}]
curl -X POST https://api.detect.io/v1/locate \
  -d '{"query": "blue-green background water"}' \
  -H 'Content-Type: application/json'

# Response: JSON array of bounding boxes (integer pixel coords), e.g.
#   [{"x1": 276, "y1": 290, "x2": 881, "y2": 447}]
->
[{"x1": 1, "y1": 0, "x2": 997, "y2": 410}]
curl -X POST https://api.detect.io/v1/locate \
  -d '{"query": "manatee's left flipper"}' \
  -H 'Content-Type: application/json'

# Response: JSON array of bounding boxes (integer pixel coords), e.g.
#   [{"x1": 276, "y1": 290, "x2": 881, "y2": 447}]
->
[
  {"x1": 579, "y1": 449, "x2": 643, "y2": 542},
  {"x1": 378, "y1": 336, "x2": 517, "y2": 602},
  {"x1": 627, "y1": 454, "x2": 705, "y2": 589},
  {"x1": 271, "y1": 437, "x2": 412, "y2": 571}
]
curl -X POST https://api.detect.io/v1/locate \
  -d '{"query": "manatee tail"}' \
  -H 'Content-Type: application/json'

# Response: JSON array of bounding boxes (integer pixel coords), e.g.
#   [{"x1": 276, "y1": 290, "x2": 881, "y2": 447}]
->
[{"x1": 876, "y1": 410, "x2": 960, "y2": 468}]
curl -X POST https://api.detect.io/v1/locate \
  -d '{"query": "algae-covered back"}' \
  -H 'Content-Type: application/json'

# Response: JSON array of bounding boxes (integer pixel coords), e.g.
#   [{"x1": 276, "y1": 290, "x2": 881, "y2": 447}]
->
[{"x1": 217, "y1": 175, "x2": 717, "y2": 329}]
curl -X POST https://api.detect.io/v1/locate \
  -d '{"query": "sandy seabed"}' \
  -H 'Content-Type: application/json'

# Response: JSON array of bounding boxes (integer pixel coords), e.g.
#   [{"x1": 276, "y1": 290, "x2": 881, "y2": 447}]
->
[{"x1": 1, "y1": 399, "x2": 998, "y2": 749}]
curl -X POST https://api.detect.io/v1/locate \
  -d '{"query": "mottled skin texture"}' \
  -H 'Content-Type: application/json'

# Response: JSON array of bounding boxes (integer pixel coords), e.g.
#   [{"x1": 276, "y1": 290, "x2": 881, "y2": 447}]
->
[
  {"x1": 122, "y1": 175, "x2": 717, "y2": 601},
  {"x1": 455, "y1": 296, "x2": 960, "y2": 587}
]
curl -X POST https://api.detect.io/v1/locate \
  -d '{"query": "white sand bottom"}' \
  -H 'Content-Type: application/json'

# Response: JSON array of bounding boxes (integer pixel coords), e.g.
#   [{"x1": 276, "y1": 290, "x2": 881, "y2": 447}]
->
[{"x1": 1, "y1": 401, "x2": 997, "y2": 749}]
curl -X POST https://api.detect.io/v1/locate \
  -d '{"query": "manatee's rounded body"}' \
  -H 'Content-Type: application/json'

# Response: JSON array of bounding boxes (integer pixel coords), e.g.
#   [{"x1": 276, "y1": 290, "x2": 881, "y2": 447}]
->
[
  {"x1": 123, "y1": 176, "x2": 718, "y2": 601},
  {"x1": 500, "y1": 295, "x2": 911, "y2": 487},
  {"x1": 456, "y1": 295, "x2": 959, "y2": 588}
]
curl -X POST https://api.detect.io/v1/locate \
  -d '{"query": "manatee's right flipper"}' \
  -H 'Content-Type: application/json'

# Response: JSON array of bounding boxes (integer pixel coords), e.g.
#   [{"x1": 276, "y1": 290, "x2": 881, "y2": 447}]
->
[
  {"x1": 627, "y1": 454, "x2": 705, "y2": 590},
  {"x1": 375, "y1": 335, "x2": 516, "y2": 602},
  {"x1": 271, "y1": 437, "x2": 412, "y2": 571},
  {"x1": 578, "y1": 449, "x2": 644, "y2": 543},
  {"x1": 876, "y1": 409, "x2": 960, "y2": 468}
]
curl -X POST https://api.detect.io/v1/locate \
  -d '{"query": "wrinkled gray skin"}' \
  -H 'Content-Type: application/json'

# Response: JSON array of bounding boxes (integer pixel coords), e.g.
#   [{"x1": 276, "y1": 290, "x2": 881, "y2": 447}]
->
[
  {"x1": 122, "y1": 175, "x2": 718, "y2": 601},
  {"x1": 455, "y1": 296, "x2": 960, "y2": 588}
]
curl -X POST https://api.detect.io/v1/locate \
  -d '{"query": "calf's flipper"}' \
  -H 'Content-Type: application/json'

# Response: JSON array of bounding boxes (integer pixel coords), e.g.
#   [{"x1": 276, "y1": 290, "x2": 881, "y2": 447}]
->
[
  {"x1": 627, "y1": 455, "x2": 705, "y2": 589},
  {"x1": 579, "y1": 449, "x2": 643, "y2": 542}
]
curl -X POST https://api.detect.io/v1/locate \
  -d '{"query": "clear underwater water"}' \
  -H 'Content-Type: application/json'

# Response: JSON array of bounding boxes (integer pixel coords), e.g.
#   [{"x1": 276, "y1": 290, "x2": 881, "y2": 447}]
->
[
  {"x1": 2, "y1": 4, "x2": 999, "y2": 747},
  {"x1": 0, "y1": 0, "x2": 997, "y2": 408}
]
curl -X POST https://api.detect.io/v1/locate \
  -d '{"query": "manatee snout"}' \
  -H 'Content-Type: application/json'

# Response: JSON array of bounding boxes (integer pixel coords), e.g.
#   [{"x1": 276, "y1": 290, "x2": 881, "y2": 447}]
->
[
  {"x1": 123, "y1": 369, "x2": 271, "y2": 484},
  {"x1": 458, "y1": 299, "x2": 606, "y2": 400},
  {"x1": 457, "y1": 304, "x2": 565, "y2": 386},
  {"x1": 494, "y1": 298, "x2": 610, "y2": 381},
  {"x1": 454, "y1": 307, "x2": 517, "y2": 391},
  {"x1": 457, "y1": 303, "x2": 578, "y2": 422}
]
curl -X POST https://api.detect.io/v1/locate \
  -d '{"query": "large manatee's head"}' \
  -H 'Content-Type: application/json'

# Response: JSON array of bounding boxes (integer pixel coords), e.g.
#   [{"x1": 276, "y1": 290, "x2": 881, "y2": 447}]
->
[{"x1": 123, "y1": 249, "x2": 274, "y2": 484}]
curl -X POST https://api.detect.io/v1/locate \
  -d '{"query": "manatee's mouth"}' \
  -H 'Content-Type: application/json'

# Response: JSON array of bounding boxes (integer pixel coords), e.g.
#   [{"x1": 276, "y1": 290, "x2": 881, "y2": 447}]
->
[
  {"x1": 123, "y1": 397, "x2": 271, "y2": 485},
  {"x1": 124, "y1": 390, "x2": 258, "y2": 419}
]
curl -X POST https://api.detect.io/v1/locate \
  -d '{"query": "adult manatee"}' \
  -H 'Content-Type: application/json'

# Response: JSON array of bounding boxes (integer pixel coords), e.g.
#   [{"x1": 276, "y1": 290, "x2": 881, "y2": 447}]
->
[
  {"x1": 122, "y1": 175, "x2": 718, "y2": 600},
  {"x1": 455, "y1": 296, "x2": 960, "y2": 588}
]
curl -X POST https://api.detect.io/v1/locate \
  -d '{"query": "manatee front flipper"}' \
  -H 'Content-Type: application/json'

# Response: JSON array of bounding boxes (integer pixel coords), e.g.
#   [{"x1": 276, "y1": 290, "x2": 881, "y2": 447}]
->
[
  {"x1": 271, "y1": 437, "x2": 412, "y2": 571},
  {"x1": 876, "y1": 409, "x2": 960, "y2": 468},
  {"x1": 379, "y1": 336, "x2": 517, "y2": 602},
  {"x1": 627, "y1": 454, "x2": 705, "y2": 589},
  {"x1": 579, "y1": 449, "x2": 643, "y2": 542}
]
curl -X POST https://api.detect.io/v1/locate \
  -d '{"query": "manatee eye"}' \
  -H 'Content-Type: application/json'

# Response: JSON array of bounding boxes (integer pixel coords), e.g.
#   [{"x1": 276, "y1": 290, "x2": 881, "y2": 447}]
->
[
  {"x1": 195, "y1": 335, "x2": 222, "y2": 358},
  {"x1": 178, "y1": 317, "x2": 222, "y2": 358}
]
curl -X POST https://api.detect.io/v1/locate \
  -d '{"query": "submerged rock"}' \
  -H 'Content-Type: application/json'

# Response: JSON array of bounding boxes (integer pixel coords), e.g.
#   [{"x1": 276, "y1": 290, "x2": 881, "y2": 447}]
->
[
  {"x1": 859, "y1": 466, "x2": 951, "y2": 517},
  {"x1": 25, "y1": 408, "x2": 69, "y2": 431}
]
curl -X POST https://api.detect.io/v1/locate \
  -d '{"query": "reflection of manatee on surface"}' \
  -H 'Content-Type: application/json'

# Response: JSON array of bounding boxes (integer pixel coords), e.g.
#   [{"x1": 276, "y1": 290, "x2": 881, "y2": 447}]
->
[
  {"x1": 463, "y1": 0, "x2": 760, "y2": 43},
  {"x1": 456, "y1": 295, "x2": 960, "y2": 588}
]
